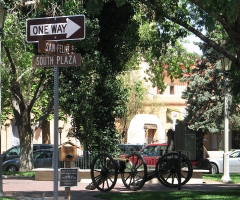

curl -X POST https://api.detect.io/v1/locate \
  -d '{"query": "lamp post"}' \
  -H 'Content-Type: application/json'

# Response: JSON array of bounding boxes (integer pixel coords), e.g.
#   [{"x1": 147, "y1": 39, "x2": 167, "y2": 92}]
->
[
  {"x1": 0, "y1": 1, "x2": 7, "y2": 197},
  {"x1": 58, "y1": 127, "x2": 63, "y2": 145},
  {"x1": 220, "y1": 55, "x2": 232, "y2": 183}
]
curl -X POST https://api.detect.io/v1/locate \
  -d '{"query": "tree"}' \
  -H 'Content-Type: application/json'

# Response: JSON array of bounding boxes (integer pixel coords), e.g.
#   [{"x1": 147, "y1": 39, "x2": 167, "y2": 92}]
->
[
  {"x1": 2, "y1": 9, "x2": 55, "y2": 171},
  {"x1": 59, "y1": 1, "x2": 140, "y2": 153},
  {"x1": 116, "y1": 70, "x2": 148, "y2": 143},
  {"x1": 181, "y1": 49, "x2": 240, "y2": 135},
  {"x1": 1, "y1": 0, "x2": 143, "y2": 170},
  {"x1": 143, "y1": 41, "x2": 199, "y2": 92},
  {"x1": 85, "y1": 0, "x2": 240, "y2": 94},
  {"x1": 0, "y1": 0, "x2": 102, "y2": 170},
  {"x1": 139, "y1": 0, "x2": 238, "y2": 64}
]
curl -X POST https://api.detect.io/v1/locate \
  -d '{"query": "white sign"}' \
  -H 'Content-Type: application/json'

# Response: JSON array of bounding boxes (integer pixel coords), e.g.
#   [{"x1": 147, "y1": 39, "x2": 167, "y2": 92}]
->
[
  {"x1": 26, "y1": 15, "x2": 85, "y2": 42},
  {"x1": 30, "y1": 18, "x2": 80, "y2": 38}
]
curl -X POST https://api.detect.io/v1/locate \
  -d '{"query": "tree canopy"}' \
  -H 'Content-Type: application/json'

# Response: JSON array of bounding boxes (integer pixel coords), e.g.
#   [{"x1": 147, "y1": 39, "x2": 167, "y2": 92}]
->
[
  {"x1": 181, "y1": 49, "x2": 240, "y2": 139},
  {"x1": 59, "y1": 1, "x2": 140, "y2": 153},
  {"x1": 3, "y1": 0, "x2": 240, "y2": 171},
  {"x1": 84, "y1": 0, "x2": 240, "y2": 92}
]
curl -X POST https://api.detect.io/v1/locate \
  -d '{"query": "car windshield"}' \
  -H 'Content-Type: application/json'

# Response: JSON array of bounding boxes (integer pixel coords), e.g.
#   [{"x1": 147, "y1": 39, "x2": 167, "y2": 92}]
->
[
  {"x1": 119, "y1": 145, "x2": 143, "y2": 154},
  {"x1": 230, "y1": 151, "x2": 240, "y2": 158},
  {"x1": 141, "y1": 146, "x2": 167, "y2": 156},
  {"x1": 34, "y1": 151, "x2": 45, "y2": 159},
  {"x1": 6, "y1": 146, "x2": 20, "y2": 155},
  {"x1": 128, "y1": 145, "x2": 142, "y2": 152}
]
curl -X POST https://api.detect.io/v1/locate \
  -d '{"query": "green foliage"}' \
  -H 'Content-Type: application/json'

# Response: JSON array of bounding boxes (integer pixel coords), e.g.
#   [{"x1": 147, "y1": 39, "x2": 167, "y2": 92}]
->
[
  {"x1": 140, "y1": 0, "x2": 240, "y2": 69},
  {"x1": 116, "y1": 71, "x2": 147, "y2": 140},
  {"x1": 2, "y1": 10, "x2": 54, "y2": 126},
  {"x1": 182, "y1": 59, "x2": 225, "y2": 133},
  {"x1": 1, "y1": 0, "x2": 92, "y2": 171},
  {"x1": 97, "y1": 1, "x2": 139, "y2": 72},
  {"x1": 181, "y1": 49, "x2": 240, "y2": 133},
  {"x1": 144, "y1": 40, "x2": 198, "y2": 93},
  {"x1": 58, "y1": 1, "x2": 141, "y2": 153},
  {"x1": 85, "y1": 0, "x2": 128, "y2": 15},
  {"x1": 60, "y1": 56, "x2": 125, "y2": 153}
]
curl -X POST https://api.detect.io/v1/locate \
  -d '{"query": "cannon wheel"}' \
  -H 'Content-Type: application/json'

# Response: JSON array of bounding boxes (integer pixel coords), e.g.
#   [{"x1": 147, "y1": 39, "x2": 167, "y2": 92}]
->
[
  {"x1": 90, "y1": 153, "x2": 118, "y2": 192},
  {"x1": 155, "y1": 152, "x2": 193, "y2": 188},
  {"x1": 121, "y1": 153, "x2": 147, "y2": 191}
]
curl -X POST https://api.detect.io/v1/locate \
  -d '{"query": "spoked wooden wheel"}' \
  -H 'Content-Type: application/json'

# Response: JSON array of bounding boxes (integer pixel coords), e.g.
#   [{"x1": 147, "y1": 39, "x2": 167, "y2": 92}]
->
[
  {"x1": 90, "y1": 153, "x2": 118, "y2": 192},
  {"x1": 121, "y1": 153, "x2": 147, "y2": 191},
  {"x1": 155, "y1": 152, "x2": 193, "y2": 188}
]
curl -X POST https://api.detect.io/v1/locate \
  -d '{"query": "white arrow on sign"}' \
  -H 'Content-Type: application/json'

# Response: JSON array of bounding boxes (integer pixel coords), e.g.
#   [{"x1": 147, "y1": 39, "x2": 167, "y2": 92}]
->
[
  {"x1": 30, "y1": 18, "x2": 81, "y2": 38},
  {"x1": 66, "y1": 18, "x2": 81, "y2": 38}
]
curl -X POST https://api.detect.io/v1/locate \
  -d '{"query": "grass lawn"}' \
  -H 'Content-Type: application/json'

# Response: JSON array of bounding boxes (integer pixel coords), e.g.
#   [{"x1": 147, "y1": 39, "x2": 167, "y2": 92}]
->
[
  {"x1": 95, "y1": 189, "x2": 240, "y2": 200},
  {"x1": 0, "y1": 172, "x2": 240, "y2": 200},
  {"x1": 3, "y1": 171, "x2": 35, "y2": 177},
  {"x1": 94, "y1": 174, "x2": 240, "y2": 200},
  {"x1": 203, "y1": 173, "x2": 240, "y2": 183}
]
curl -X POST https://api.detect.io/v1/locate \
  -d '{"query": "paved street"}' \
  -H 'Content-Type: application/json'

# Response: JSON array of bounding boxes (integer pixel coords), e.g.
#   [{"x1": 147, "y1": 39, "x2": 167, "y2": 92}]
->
[{"x1": 2, "y1": 177, "x2": 240, "y2": 200}]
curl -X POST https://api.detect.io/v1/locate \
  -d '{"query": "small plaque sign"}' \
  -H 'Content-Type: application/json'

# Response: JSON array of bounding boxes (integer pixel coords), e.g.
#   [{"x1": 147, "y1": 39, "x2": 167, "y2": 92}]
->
[{"x1": 60, "y1": 168, "x2": 78, "y2": 187}]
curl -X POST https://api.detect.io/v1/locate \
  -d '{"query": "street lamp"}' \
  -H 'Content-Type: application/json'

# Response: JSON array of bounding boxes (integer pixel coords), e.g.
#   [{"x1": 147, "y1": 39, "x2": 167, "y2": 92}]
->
[
  {"x1": 58, "y1": 127, "x2": 63, "y2": 145},
  {"x1": 0, "y1": 1, "x2": 7, "y2": 197},
  {"x1": 220, "y1": 55, "x2": 232, "y2": 183}
]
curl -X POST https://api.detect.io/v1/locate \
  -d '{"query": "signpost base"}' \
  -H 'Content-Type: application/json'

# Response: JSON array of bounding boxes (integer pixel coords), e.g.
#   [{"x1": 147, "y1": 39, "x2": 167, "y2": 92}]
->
[{"x1": 65, "y1": 161, "x2": 71, "y2": 200}]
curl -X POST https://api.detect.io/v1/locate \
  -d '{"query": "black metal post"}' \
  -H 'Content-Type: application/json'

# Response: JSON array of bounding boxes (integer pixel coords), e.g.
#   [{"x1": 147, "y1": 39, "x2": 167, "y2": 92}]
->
[{"x1": 178, "y1": 151, "x2": 182, "y2": 190}]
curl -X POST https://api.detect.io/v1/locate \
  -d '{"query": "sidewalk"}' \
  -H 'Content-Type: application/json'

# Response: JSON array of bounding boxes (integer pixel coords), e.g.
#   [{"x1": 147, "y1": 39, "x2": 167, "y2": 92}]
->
[{"x1": 2, "y1": 177, "x2": 240, "y2": 200}]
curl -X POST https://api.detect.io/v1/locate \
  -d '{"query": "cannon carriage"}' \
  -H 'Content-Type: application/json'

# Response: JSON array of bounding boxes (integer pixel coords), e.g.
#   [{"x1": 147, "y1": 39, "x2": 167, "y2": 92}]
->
[{"x1": 88, "y1": 121, "x2": 210, "y2": 192}]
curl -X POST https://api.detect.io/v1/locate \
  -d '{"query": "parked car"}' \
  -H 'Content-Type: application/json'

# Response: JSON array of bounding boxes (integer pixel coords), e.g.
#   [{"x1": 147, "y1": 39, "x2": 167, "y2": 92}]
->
[
  {"x1": 1, "y1": 144, "x2": 54, "y2": 162},
  {"x1": 2, "y1": 149, "x2": 54, "y2": 172},
  {"x1": 139, "y1": 143, "x2": 168, "y2": 166},
  {"x1": 208, "y1": 150, "x2": 240, "y2": 174},
  {"x1": 118, "y1": 144, "x2": 145, "y2": 155}
]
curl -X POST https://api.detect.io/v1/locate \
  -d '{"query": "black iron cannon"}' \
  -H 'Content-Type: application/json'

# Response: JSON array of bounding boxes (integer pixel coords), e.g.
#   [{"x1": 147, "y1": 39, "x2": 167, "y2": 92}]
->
[{"x1": 88, "y1": 121, "x2": 210, "y2": 192}]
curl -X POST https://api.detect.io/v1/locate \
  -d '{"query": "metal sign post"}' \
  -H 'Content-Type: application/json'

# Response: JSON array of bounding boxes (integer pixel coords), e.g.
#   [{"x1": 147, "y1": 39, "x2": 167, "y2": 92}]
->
[
  {"x1": 53, "y1": 66, "x2": 59, "y2": 200},
  {"x1": 26, "y1": 15, "x2": 85, "y2": 200}
]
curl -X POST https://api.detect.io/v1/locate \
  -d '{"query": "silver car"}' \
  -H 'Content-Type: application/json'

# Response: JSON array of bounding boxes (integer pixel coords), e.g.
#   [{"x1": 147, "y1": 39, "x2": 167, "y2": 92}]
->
[{"x1": 209, "y1": 150, "x2": 240, "y2": 174}]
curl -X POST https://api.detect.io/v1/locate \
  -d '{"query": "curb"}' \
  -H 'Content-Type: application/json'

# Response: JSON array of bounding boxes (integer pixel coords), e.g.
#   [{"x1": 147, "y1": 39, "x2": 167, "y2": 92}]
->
[{"x1": 2, "y1": 175, "x2": 35, "y2": 180}]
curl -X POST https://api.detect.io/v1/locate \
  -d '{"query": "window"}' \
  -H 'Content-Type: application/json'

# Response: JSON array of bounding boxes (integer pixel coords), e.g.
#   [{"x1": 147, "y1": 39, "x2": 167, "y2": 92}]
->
[
  {"x1": 7, "y1": 146, "x2": 20, "y2": 155},
  {"x1": 232, "y1": 131, "x2": 240, "y2": 149},
  {"x1": 170, "y1": 85, "x2": 174, "y2": 94},
  {"x1": 230, "y1": 151, "x2": 240, "y2": 158}
]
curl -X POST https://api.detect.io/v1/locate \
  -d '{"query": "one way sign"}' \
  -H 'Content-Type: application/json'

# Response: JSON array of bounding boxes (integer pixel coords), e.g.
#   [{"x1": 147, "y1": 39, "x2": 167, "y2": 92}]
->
[{"x1": 26, "y1": 15, "x2": 85, "y2": 43}]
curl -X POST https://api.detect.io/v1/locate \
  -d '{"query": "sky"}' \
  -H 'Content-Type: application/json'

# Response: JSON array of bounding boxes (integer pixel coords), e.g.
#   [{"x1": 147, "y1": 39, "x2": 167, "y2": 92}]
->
[{"x1": 182, "y1": 34, "x2": 203, "y2": 55}]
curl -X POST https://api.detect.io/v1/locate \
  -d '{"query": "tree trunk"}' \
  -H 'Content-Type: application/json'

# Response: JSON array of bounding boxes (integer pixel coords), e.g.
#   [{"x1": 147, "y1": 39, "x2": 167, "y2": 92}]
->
[
  {"x1": 42, "y1": 120, "x2": 51, "y2": 144},
  {"x1": 17, "y1": 111, "x2": 34, "y2": 171}
]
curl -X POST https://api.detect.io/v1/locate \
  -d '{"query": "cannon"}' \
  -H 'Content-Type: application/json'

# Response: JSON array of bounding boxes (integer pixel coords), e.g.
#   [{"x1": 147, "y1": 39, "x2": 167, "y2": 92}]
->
[
  {"x1": 89, "y1": 152, "x2": 192, "y2": 192},
  {"x1": 88, "y1": 121, "x2": 210, "y2": 192}
]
